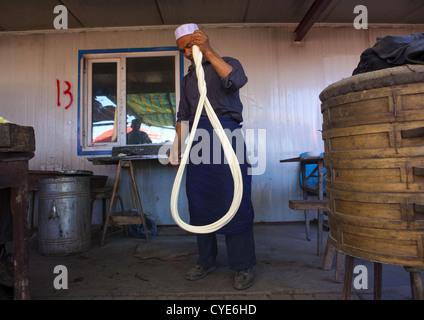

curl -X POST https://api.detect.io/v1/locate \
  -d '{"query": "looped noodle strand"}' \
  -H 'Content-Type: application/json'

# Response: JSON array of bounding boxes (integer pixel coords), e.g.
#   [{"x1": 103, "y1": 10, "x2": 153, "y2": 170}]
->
[{"x1": 170, "y1": 45, "x2": 243, "y2": 234}]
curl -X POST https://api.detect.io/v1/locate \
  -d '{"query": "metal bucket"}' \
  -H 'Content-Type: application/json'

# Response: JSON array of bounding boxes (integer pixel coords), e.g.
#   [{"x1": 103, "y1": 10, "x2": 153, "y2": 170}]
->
[
  {"x1": 38, "y1": 176, "x2": 91, "y2": 256},
  {"x1": 320, "y1": 65, "x2": 424, "y2": 267}
]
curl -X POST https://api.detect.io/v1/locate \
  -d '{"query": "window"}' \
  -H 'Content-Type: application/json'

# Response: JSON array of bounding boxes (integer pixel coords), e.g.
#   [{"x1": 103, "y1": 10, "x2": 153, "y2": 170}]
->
[{"x1": 78, "y1": 48, "x2": 182, "y2": 155}]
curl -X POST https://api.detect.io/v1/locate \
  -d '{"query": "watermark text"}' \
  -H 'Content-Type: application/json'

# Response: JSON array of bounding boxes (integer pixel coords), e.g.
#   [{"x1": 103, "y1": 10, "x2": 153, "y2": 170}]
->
[
  {"x1": 354, "y1": 5, "x2": 368, "y2": 30},
  {"x1": 53, "y1": 265, "x2": 68, "y2": 290},
  {"x1": 53, "y1": 5, "x2": 68, "y2": 30}
]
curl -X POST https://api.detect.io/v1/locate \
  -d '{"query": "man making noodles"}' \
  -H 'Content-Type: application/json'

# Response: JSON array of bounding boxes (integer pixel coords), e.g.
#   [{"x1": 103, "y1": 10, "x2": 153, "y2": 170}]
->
[{"x1": 169, "y1": 23, "x2": 256, "y2": 290}]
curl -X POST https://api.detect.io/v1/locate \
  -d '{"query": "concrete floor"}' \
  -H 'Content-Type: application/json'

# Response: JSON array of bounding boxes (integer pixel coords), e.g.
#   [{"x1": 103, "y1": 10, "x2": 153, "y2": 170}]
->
[{"x1": 25, "y1": 222, "x2": 419, "y2": 300}]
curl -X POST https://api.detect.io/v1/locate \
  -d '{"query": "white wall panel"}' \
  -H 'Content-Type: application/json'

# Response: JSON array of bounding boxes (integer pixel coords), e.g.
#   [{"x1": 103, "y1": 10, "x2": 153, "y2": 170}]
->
[{"x1": 1, "y1": 24, "x2": 423, "y2": 225}]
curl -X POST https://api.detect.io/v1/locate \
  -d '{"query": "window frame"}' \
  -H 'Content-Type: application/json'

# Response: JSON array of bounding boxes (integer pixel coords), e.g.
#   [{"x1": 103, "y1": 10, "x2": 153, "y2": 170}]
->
[{"x1": 77, "y1": 47, "x2": 183, "y2": 156}]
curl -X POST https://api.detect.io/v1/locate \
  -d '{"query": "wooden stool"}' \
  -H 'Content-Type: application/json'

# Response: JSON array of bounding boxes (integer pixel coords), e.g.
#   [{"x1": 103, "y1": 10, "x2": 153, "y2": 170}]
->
[
  {"x1": 100, "y1": 160, "x2": 150, "y2": 246},
  {"x1": 90, "y1": 186, "x2": 124, "y2": 228},
  {"x1": 343, "y1": 255, "x2": 424, "y2": 300}
]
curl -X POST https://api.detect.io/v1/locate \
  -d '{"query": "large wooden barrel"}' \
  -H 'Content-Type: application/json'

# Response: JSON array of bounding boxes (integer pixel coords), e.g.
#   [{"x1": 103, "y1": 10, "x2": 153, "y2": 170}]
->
[{"x1": 320, "y1": 65, "x2": 424, "y2": 267}]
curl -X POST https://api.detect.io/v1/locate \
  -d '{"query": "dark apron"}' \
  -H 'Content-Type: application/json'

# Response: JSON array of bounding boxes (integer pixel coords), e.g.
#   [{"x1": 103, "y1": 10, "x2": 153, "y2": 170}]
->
[{"x1": 186, "y1": 117, "x2": 254, "y2": 234}]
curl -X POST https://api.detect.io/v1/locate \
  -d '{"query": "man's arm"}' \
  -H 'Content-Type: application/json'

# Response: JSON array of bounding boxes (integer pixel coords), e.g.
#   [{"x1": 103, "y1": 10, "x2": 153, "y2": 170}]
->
[{"x1": 169, "y1": 121, "x2": 189, "y2": 166}]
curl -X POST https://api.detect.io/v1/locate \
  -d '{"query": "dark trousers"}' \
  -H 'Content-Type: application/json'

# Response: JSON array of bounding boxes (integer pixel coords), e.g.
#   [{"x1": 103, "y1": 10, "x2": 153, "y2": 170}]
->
[{"x1": 196, "y1": 227, "x2": 256, "y2": 270}]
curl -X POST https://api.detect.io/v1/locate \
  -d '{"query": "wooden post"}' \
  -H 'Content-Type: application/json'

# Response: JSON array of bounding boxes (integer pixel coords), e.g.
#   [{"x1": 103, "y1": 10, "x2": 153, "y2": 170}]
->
[
  {"x1": 374, "y1": 262, "x2": 383, "y2": 300},
  {"x1": 342, "y1": 255, "x2": 354, "y2": 300},
  {"x1": 10, "y1": 163, "x2": 30, "y2": 300},
  {"x1": 404, "y1": 266, "x2": 424, "y2": 300}
]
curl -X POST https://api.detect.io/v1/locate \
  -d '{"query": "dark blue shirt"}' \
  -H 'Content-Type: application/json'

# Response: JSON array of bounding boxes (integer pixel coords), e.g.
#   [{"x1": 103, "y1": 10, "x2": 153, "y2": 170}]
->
[{"x1": 177, "y1": 57, "x2": 248, "y2": 124}]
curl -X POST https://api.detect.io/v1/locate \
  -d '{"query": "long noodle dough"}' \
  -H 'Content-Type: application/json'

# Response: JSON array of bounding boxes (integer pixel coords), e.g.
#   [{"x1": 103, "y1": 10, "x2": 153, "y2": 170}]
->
[{"x1": 170, "y1": 45, "x2": 243, "y2": 234}]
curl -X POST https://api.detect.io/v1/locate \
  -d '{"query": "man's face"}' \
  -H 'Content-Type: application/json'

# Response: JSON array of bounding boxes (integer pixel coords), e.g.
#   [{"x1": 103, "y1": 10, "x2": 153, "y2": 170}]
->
[
  {"x1": 177, "y1": 34, "x2": 193, "y2": 62},
  {"x1": 132, "y1": 122, "x2": 141, "y2": 131}
]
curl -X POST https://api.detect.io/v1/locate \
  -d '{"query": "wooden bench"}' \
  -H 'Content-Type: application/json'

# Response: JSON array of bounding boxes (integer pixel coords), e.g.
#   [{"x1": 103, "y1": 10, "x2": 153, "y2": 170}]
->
[
  {"x1": 289, "y1": 199, "x2": 328, "y2": 256},
  {"x1": 289, "y1": 199, "x2": 347, "y2": 282},
  {"x1": 289, "y1": 199, "x2": 328, "y2": 211}
]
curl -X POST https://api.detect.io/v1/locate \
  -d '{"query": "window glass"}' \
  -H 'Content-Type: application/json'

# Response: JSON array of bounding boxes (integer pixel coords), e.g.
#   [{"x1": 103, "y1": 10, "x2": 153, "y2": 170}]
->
[
  {"x1": 126, "y1": 56, "x2": 176, "y2": 145},
  {"x1": 91, "y1": 62, "x2": 117, "y2": 143},
  {"x1": 78, "y1": 48, "x2": 180, "y2": 155}
]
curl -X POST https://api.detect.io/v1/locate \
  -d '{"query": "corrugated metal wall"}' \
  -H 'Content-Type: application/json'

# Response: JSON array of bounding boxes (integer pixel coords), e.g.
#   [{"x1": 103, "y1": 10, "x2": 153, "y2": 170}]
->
[{"x1": 1, "y1": 24, "x2": 423, "y2": 225}]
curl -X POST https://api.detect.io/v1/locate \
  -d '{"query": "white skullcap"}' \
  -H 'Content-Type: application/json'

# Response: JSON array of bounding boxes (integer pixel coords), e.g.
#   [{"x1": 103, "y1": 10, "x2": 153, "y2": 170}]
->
[{"x1": 175, "y1": 23, "x2": 199, "y2": 40}]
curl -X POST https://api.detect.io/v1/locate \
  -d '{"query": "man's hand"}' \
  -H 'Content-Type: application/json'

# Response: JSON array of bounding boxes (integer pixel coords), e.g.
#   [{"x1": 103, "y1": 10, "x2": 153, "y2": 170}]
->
[
  {"x1": 190, "y1": 30, "x2": 233, "y2": 78},
  {"x1": 190, "y1": 30, "x2": 211, "y2": 55},
  {"x1": 168, "y1": 146, "x2": 180, "y2": 166},
  {"x1": 169, "y1": 121, "x2": 189, "y2": 166}
]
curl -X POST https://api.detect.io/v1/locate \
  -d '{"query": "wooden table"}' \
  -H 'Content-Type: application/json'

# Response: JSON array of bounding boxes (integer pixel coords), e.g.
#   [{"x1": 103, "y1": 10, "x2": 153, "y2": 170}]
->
[
  {"x1": 0, "y1": 123, "x2": 35, "y2": 300},
  {"x1": 280, "y1": 156, "x2": 326, "y2": 255}
]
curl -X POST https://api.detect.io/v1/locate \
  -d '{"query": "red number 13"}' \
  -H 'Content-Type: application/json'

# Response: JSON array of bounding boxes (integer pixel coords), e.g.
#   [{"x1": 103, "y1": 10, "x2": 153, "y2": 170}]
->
[{"x1": 56, "y1": 79, "x2": 73, "y2": 110}]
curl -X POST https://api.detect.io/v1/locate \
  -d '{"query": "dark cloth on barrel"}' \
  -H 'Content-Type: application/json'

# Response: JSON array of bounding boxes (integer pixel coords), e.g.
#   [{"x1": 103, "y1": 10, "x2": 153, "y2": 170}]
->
[
  {"x1": 353, "y1": 32, "x2": 424, "y2": 75},
  {"x1": 177, "y1": 57, "x2": 248, "y2": 124},
  {"x1": 186, "y1": 117, "x2": 254, "y2": 234}
]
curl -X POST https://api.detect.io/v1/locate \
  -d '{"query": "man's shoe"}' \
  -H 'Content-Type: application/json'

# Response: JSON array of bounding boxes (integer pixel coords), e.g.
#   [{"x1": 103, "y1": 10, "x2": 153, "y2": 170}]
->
[
  {"x1": 234, "y1": 267, "x2": 254, "y2": 290},
  {"x1": 185, "y1": 264, "x2": 217, "y2": 281}
]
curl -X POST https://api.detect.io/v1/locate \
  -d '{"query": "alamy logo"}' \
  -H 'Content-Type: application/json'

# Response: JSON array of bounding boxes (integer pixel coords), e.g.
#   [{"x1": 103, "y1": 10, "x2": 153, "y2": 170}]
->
[
  {"x1": 53, "y1": 5, "x2": 68, "y2": 30},
  {"x1": 353, "y1": 265, "x2": 368, "y2": 290},
  {"x1": 354, "y1": 5, "x2": 368, "y2": 30},
  {"x1": 53, "y1": 265, "x2": 68, "y2": 290},
  {"x1": 158, "y1": 125, "x2": 267, "y2": 176}
]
